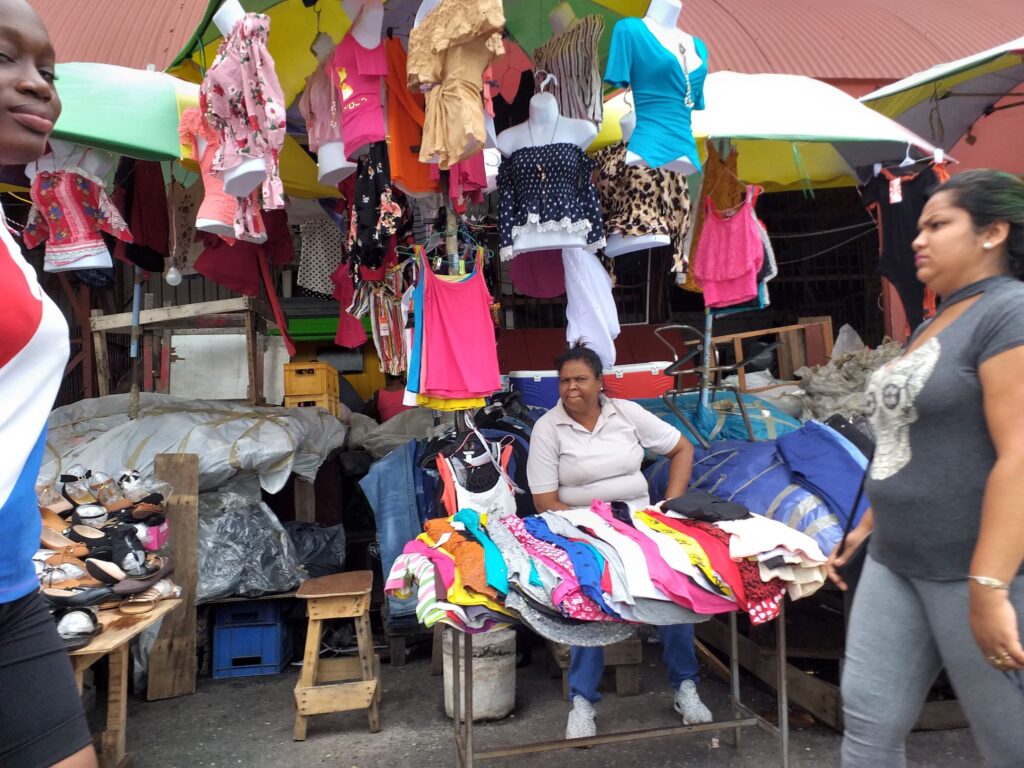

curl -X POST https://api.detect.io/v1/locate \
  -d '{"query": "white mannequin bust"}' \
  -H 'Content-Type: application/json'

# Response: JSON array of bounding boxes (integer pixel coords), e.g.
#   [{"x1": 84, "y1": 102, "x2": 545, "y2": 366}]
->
[
  {"x1": 414, "y1": 0, "x2": 441, "y2": 26},
  {"x1": 549, "y1": 2, "x2": 578, "y2": 35},
  {"x1": 496, "y1": 80, "x2": 598, "y2": 256},
  {"x1": 623, "y1": 0, "x2": 702, "y2": 176},
  {"x1": 604, "y1": 111, "x2": 671, "y2": 257},
  {"x1": 26, "y1": 139, "x2": 113, "y2": 181},
  {"x1": 212, "y1": 0, "x2": 267, "y2": 197}
]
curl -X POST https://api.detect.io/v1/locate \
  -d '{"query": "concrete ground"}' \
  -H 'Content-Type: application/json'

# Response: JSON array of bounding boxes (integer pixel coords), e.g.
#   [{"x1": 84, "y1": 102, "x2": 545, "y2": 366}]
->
[{"x1": 123, "y1": 639, "x2": 980, "y2": 767}]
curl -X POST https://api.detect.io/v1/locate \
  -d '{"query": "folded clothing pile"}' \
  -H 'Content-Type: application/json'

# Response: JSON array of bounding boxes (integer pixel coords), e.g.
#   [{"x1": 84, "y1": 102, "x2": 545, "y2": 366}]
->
[
  {"x1": 385, "y1": 495, "x2": 828, "y2": 646},
  {"x1": 35, "y1": 465, "x2": 180, "y2": 650}
]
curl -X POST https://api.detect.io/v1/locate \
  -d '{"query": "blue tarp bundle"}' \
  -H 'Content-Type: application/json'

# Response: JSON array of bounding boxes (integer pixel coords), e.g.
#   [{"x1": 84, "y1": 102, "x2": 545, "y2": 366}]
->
[{"x1": 634, "y1": 393, "x2": 802, "y2": 445}]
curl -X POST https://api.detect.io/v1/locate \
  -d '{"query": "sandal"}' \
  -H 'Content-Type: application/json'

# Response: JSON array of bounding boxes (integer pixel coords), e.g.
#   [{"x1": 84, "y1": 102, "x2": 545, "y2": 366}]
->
[
  {"x1": 119, "y1": 578, "x2": 179, "y2": 615},
  {"x1": 53, "y1": 606, "x2": 101, "y2": 651},
  {"x1": 65, "y1": 525, "x2": 114, "y2": 560},
  {"x1": 40, "y1": 528, "x2": 89, "y2": 559}
]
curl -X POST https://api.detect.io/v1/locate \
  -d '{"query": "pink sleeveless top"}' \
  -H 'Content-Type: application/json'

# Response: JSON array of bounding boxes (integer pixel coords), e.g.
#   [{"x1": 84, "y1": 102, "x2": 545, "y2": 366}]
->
[
  {"x1": 330, "y1": 33, "x2": 387, "y2": 159},
  {"x1": 693, "y1": 186, "x2": 764, "y2": 308},
  {"x1": 420, "y1": 252, "x2": 501, "y2": 400}
]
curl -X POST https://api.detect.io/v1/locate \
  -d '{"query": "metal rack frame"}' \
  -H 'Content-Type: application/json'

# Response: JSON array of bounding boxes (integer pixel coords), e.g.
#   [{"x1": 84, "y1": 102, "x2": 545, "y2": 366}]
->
[{"x1": 448, "y1": 604, "x2": 791, "y2": 767}]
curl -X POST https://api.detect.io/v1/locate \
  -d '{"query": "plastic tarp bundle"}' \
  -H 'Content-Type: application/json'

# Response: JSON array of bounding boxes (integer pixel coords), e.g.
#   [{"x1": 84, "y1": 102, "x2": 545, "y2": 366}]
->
[
  {"x1": 346, "y1": 409, "x2": 454, "y2": 459},
  {"x1": 197, "y1": 491, "x2": 305, "y2": 603},
  {"x1": 634, "y1": 394, "x2": 802, "y2": 445},
  {"x1": 40, "y1": 393, "x2": 347, "y2": 494},
  {"x1": 284, "y1": 521, "x2": 347, "y2": 578},
  {"x1": 795, "y1": 340, "x2": 903, "y2": 421}
]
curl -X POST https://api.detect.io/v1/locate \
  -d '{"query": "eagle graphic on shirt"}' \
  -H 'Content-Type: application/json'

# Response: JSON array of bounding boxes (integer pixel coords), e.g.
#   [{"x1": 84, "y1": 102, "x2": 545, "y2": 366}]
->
[{"x1": 865, "y1": 336, "x2": 941, "y2": 481}]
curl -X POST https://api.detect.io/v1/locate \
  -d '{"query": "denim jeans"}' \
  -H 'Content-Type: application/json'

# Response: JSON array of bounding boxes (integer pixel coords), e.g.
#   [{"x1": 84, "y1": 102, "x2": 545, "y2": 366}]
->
[
  {"x1": 359, "y1": 441, "x2": 421, "y2": 625},
  {"x1": 569, "y1": 623, "x2": 699, "y2": 703}
]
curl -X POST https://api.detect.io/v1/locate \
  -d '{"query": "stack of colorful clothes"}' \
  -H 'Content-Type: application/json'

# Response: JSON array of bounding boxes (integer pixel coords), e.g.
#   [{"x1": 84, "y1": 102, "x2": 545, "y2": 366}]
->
[{"x1": 385, "y1": 492, "x2": 827, "y2": 643}]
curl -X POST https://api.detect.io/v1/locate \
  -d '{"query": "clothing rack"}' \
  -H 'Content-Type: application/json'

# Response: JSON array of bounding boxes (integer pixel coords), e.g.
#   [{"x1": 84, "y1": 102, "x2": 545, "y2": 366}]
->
[{"x1": 447, "y1": 604, "x2": 791, "y2": 767}]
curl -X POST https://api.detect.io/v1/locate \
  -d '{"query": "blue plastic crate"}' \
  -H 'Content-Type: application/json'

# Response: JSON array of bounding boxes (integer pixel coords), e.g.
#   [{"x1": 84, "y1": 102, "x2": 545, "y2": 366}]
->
[
  {"x1": 214, "y1": 600, "x2": 282, "y2": 628},
  {"x1": 212, "y1": 622, "x2": 291, "y2": 679}
]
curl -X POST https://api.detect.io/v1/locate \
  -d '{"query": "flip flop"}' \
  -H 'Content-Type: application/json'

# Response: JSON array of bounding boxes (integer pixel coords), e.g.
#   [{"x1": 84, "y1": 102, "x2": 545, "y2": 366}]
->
[{"x1": 118, "y1": 578, "x2": 179, "y2": 615}]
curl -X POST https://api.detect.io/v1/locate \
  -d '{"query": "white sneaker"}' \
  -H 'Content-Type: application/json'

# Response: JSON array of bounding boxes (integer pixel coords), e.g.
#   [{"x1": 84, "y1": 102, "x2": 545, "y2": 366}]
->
[
  {"x1": 674, "y1": 680, "x2": 713, "y2": 724},
  {"x1": 565, "y1": 695, "x2": 597, "y2": 739}
]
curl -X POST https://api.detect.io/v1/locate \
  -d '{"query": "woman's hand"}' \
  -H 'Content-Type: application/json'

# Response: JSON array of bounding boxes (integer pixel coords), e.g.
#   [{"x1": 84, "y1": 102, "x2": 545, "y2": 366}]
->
[
  {"x1": 826, "y1": 518, "x2": 871, "y2": 592},
  {"x1": 969, "y1": 584, "x2": 1024, "y2": 670}
]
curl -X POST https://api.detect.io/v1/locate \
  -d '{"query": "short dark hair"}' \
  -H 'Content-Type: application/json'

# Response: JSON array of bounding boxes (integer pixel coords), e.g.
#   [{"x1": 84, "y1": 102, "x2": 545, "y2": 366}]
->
[
  {"x1": 555, "y1": 340, "x2": 603, "y2": 378},
  {"x1": 933, "y1": 169, "x2": 1024, "y2": 279}
]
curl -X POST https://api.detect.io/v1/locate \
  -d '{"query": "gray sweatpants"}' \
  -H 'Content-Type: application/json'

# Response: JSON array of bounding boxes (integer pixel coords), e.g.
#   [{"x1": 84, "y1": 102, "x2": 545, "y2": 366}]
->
[{"x1": 841, "y1": 554, "x2": 1024, "y2": 767}]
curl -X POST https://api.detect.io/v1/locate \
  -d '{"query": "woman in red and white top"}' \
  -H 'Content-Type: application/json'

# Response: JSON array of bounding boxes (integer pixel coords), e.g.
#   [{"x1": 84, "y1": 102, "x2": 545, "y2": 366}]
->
[{"x1": 0, "y1": 2, "x2": 97, "y2": 766}]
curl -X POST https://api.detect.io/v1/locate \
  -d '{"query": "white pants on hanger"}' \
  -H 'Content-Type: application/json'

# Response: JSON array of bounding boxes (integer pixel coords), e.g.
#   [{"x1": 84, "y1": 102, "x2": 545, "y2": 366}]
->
[{"x1": 562, "y1": 247, "x2": 620, "y2": 370}]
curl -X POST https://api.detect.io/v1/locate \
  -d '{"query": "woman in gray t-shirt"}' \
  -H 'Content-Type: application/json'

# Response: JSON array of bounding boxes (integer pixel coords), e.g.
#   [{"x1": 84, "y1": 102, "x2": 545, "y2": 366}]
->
[{"x1": 828, "y1": 170, "x2": 1024, "y2": 766}]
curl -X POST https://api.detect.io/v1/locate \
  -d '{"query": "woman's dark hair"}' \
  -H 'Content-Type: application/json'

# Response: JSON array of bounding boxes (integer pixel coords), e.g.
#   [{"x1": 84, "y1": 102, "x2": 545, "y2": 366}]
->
[
  {"x1": 933, "y1": 169, "x2": 1024, "y2": 278},
  {"x1": 555, "y1": 340, "x2": 603, "y2": 378}
]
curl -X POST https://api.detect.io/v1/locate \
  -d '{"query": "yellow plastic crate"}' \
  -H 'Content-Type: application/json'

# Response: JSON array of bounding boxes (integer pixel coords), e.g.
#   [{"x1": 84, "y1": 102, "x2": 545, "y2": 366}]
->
[
  {"x1": 283, "y1": 394, "x2": 340, "y2": 418},
  {"x1": 284, "y1": 362, "x2": 339, "y2": 398}
]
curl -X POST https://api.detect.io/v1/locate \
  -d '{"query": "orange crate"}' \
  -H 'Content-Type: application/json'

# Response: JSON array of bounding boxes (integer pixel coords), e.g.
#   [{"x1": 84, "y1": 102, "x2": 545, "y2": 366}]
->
[
  {"x1": 284, "y1": 362, "x2": 339, "y2": 397},
  {"x1": 284, "y1": 394, "x2": 340, "y2": 417}
]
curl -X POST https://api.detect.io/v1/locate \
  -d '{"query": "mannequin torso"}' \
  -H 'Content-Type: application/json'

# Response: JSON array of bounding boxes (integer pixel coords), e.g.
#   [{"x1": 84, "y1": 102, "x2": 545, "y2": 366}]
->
[
  {"x1": 211, "y1": 0, "x2": 267, "y2": 197},
  {"x1": 621, "y1": 0, "x2": 702, "y2": 175},
  {"x1": 548, "y1": 2, "x2": 577, "y2": 35},
  {"x1": 497, "y1": 92, "x2": 598, "y2": 256},
  {"x1": 414, "y1": 0, "x2": 441, "y2": 26},
  {"x1": 25, "y1": 140, "x2": 113, "y2": 181}
]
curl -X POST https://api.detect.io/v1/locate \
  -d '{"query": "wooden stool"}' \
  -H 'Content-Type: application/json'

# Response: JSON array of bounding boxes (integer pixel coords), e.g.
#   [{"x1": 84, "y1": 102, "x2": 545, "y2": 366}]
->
[{"x1": 293, "y1": 571, "x2": 381, "y2": 740}]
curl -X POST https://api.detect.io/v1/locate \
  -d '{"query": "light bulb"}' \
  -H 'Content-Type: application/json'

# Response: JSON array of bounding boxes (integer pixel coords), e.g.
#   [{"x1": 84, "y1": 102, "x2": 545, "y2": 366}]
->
[{"x1": 165, "y1": 265, "x2": 182, "y2": 286}]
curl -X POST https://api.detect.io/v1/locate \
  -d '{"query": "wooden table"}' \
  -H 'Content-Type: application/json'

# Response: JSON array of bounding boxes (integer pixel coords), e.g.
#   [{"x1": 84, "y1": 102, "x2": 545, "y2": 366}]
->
[{"x1": 69, "y1": 599, "x2": 183, "y2": 768}]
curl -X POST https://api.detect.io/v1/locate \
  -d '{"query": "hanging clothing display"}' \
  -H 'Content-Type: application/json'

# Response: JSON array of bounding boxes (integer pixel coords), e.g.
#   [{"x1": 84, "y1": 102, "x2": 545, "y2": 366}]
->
[
  {"x1": 509, "y1": 249, "x2": 565, "y2": 298},
  {"x1": 531, "y1": 15, "x2": 604, "y2": 124},
  {"x1": 604, "y1": 19, "x2": 708, "y2": 170},
  {"x1": 114, "y1": 159, "x2": 169, "y2": 273},
  {"x1": 562, "y1": 248, "x2": 619, "y2": 371},
  {"x1": 296, "y1": 218, "x2": 344, "y2": 297},
  {"x1": 23, "y1": 170, "x2": 131, "y2": 272},
  {"x1": 330, "y1": 260, "x2": 368, "y2": 349},
  {"x1": 330, "y1": 30, "x2": 388, "y2": 158},
  {"x1": 406, "y1": 247, "x2": 500, "y2": 406},
  {"x1": 593, "y1": 140, "x2": 691, "y2": 266},
  {"x1": 860, "y1": 164, "x2": 947, "y2": 330},
  {"x1": 693, "y1": 186, "x2": 764, "y2": 309},
  {"x1": 385, "y1": 36, "x2": 437, "y2": 195},
  {"x1": 347, "y1": 141, "x2": 400, "y2": 269},
  {"x1": 496, "y1": 143, "x2": 605, "y2": 261},
  {"x1": 348, "y1": 259, "x2": 407, "y2": 376},
  {"x1": 167, "y1": 178, "x2": 204, "y2": 277},
  {"x1": 200, "y1": 12, "x2": 286, "y2": 209},
  {"x1": 406, "y1": 0, "x2": 505, "y2": 169},
  {"x1": 683, "y1": 143, "x2": 744, "y2": 291},
  {"x1": 297, "y1": 58, "x2": 341, "y2": 153},
  {"x1": 178, "y1": 107, "x2": 267, "y2": 244}
]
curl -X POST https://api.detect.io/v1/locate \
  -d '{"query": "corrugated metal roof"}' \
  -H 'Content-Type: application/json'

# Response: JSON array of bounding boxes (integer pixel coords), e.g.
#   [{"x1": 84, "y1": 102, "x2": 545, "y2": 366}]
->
[
  {"x1": 32, "y1": 0, "x2": 210, "y2": 69},
  {"x1": 687, "y1": 0, "x2": 1023, "y2": 81}
]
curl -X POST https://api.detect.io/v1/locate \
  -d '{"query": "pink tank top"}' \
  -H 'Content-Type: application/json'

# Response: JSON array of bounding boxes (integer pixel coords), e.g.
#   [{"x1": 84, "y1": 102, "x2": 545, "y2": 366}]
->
[
  {"x1": 420, "y1": 251, "x2": 501, "y2": 400},
  {"x1": 693, "y1": 186, "x2": 764, "y2": 309},
  {"x1": 330, "y1": 33, "x2": 387, "y2": 159}
]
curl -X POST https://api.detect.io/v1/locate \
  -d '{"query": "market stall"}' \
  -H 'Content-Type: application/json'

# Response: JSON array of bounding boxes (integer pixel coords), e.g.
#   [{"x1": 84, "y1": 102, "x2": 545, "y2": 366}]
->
[{"x1": 15, "y1": 0, "x2": 999, "y2": 763}]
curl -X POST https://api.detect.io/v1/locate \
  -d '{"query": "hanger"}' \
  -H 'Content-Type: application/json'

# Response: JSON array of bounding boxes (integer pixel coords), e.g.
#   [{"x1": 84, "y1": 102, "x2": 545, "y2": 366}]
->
[
  {"x1": 537, "y1": 71, "x2": 558, "y2": 92},
  {"x1": 899, "y1": 142, "x2": 916, "y2": 168}
]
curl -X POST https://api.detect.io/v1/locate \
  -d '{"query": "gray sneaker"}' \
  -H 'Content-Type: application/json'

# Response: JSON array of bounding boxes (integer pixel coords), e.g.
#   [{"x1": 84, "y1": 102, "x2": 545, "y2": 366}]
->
[
  {"x1": 565, "y1": 695, "x2": 597, "y2": 739},
  {"x1": 674, "y1": 680, "x2": 713, "y2": 724}
]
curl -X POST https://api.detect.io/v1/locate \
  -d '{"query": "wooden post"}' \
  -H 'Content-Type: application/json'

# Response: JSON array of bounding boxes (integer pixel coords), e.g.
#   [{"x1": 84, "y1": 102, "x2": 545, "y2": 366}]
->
[
  {"x1": 158, "y1": 301, "x2": 172, "y2": 394},
  {"x1": 147, "y1": 453, "x2": 199, "y2": 700},
  {"x1": 293, "y1": 476, "x2": 316, "y2": 523},
  {"x1": 91, "y1": 309, "x2": 110, "y2": 397},
  {"x1": 244, "y1": 310, "x2": 258, "y2": 405},
  {"x1": 142, "y1": 293, "x2": 155, "y2": 392}
]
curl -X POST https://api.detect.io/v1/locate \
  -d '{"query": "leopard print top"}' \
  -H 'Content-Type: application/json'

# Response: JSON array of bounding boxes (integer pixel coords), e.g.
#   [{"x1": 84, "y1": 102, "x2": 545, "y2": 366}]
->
[{"x1": 592, "y1": 141, "x2": 692, "y2": 271}]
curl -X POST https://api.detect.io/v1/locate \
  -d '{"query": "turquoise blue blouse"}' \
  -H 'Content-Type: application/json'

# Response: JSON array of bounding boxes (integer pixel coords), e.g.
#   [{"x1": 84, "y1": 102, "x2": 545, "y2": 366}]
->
[{"x1": 604, "y1": 18, "x2": 707, "y2": 171}]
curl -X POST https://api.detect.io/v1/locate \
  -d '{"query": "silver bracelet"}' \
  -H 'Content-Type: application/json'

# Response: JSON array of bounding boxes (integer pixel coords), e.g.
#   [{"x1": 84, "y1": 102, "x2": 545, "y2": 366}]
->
[{"x1": 967, "y1": 575, "x2": 1011, "y2": 591}]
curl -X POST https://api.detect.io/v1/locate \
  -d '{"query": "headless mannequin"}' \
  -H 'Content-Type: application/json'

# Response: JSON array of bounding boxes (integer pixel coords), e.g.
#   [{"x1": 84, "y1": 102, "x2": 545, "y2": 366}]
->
[
  {"x1": 604, "y1": 111, "x2": 672, "y2": 257},
  {"x1": 549, "y1": 2, "x2": 578, "y2": 35},
  {"x1": 325, "y1": 0, "x2": 386, "y2": 167},
  {"x1": 26, "y1": 141, "x2": 117, "y2": 272},
  {"x1": 212, "y1": 0, "x2": 267, "y2": 197},
  {"x1": 623, "y1": 0, "x2": 702, "y2": 176},
  {"x1": 496, "y1": 78, "x2": 598, "y2": 255}
]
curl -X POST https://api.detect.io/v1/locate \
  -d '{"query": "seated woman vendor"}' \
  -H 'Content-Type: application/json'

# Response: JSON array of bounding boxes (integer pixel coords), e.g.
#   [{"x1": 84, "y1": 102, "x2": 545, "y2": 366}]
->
[{"x1": 526, "y1": 343, "x2": 713, "y2": 740}]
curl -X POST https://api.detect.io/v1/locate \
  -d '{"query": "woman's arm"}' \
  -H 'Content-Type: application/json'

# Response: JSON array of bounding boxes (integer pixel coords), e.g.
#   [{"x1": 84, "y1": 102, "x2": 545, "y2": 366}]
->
[
  {"x1": 826, "y1": 507, "x2": 874, "y2": 591},
  {"x1": 661, "y1": 436, "x2": 695, "y2": 501},
  {"x1": 969, "y1": 345, "x2": 1024, "y2": 667},
  {"x1": 532, "y1": 491, "x2": 572, "y2": 513}
]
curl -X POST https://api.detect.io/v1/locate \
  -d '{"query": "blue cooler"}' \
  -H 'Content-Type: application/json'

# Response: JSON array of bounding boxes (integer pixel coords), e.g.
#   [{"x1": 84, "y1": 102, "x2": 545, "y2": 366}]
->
[{"x1": 508, "y1": 370, "x2": 560, "y2": 409}]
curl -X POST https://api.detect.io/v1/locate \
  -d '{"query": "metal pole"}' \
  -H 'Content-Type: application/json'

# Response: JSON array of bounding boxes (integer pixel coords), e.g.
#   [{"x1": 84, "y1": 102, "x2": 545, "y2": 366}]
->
[
  {"x1": 451, "y1": 627, "x2": 462, "y2": 768},
  {"x1": 128, "y1": 266, "x2": 144, "y2": 419},
  {"x1": 730, "y1": 612, "x2": 743, "y2": 750},
  {"x1": 700, "y1": 308, "x2": 713, "y2": 412},
  {"x1": 464, "y1": 632, "x2": 474, "y2": 768},
  {"x1": 777, "y1": 602, "x2": 790, "y2": 768}
]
